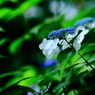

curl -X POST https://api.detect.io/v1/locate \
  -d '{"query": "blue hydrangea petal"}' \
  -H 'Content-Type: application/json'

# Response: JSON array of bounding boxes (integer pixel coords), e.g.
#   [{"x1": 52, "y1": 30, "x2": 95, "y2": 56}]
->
[
  {"x1": 48, "y1": 27, "x2": 75, "y2": 39},
  {"x1": 43, "y1": 59, "x2": 58, "y2": 67},
  {"x1": 74, "y1": 17, "x2": 95, "y2": 27}
]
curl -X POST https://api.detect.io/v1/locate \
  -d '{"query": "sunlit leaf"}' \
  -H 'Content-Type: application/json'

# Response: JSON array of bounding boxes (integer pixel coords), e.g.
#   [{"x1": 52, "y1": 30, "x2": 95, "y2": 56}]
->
[
  {"x1": 8, "y1": 37, "x2": 24, "y2": 54},
  {"x1": 0, "y1": 8, "x2": 12, "y2": 19},
  {"x1": 19, "y1": 0, "x2": 42, "y2": 11},
  {"x1": 0, "y1": 0, "x2": 7, "y2": 6},
  {"x1": 5, "y1": 8, "x2": 21, "y2": 22}
]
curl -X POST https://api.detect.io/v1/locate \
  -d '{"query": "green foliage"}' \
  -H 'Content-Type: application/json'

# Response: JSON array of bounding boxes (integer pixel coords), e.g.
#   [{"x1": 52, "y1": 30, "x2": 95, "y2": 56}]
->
[
  {"x1": 8, "y1": 37, "x2": 24, "y2": 54},
  {"x1": 0, "y1": 77, "x2": 38, "y2": 95},
  {"x1": 1, "y1": 0, "x2": 95, "y2": 95}
]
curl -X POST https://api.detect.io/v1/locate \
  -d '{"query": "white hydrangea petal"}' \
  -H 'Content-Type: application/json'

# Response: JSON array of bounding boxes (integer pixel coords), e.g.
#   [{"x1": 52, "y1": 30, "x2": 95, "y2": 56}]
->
[
  {"x1": 61, "y1": 41, "x2": 70, "y2": 50},
  {"x1": 45, "y1": 40, "x2": 53, "y2": 50},
  {"x1": 73, "y1": 40, "x2": 81, "y2": 53},
  {"x1": 42, "y1": 38, "x2": 48, "y2": 46},
  {"x1": 86, "y1": 21, "x2": 95, "y2": 28},
  {"x1": 39, "y1": 43, "x2": 44, "y2": 49},
  {"x1": 83, "y1": 29, "x2": 89, "y2": 35},
  {"x1": 53, "y1": 38, "x2": 59, "y2": 44},
  {"x1": 43, "y1": 38, "x2": 47, "y2": 43},
  {"x1": 66, "y1": 34, "x2": 73, "y2": 41},
  {"x1": 81, "y1": 29, "x2": 89, "y2": 35},
  {"x1": 47, "y1": 46, "x2": 60, "y2": 59},
  {"x1": 52, "y1": 39, "x2": 58, "y2": 49},
  {"x1": 77, "y1": 33, "x2": 84, "y2": 43},
  {"x1": 55, "y1": 46, "x2": 60, "y2": 53},
  {"x1": 39, "y1": 38, "x2": 60, "y2": 59},
  {"x1": 59, "y1": 39, "x2": 64, "y2": 45},
  {"x1": 39, "y1": 38, "x2": 47, "y2": 49},
  {"x1": 46, "y1": 53, "x2": 54, "y2": 59},
  {"x1": 51, "y1": 39, "x2": 59, "y2": 49},
  {"x1": 52, "y1": 44, "x2": 57, "y2": 49},
  {"x1": 76, "y1": 26, "x2": 89, "y2": 35},
  {"x1": 47, "y1": 49, "x2": 55, "y2": 59},
  {"x1": 42, "y1": 49, "x2": 47, "y2": 55},
  {"x1": 73, "y1": 27, "x2": 89, "y2": 53},
  {"x1": 62, "y1": 44, "x2": 70, "y2": 50},
  {"x1": 76, "y1": 26, "x2": 85, "y2": 32},
  {"x1": 47, "y1": 48, "x2": 53, "y2": 55},
  {"x1": 75, "y1": 26, "x2": 85, "y2": 36}
]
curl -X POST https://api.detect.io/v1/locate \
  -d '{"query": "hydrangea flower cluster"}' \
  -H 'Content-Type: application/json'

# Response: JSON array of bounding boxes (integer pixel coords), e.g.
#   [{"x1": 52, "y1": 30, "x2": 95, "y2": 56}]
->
[
  {"x1": 39, "y1": 17, "x2": 95, "y2": 59},
  {"x1": 48, "y1": 27, "x2": 75, "y2": 39}
]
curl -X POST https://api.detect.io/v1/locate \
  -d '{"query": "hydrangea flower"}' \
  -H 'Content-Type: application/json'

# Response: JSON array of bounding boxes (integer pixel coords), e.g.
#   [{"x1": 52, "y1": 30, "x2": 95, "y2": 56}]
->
[
  {"x1": 39, "y1": 19, "x2": 95, "y2": 59},
  {"x1": 39, "y1": 27, "x2": 75, "y2": 59},
  {"x1": 73, "y1": 26, "x2": 89, "y2": 52},
  {"x1": 59, "y1": 35, "x2": 72, "y2": 50},
  {"x1": 73, "y1": 17, "x2": 95, "y2": 52},
  {"x1": 39, "y1": 38, "x2": 60, "y2": 59}
]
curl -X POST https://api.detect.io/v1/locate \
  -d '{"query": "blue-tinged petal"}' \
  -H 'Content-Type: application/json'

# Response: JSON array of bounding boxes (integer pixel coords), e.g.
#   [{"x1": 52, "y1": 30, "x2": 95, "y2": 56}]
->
[
  {"x1": 43, "y1": 59, "x2": 58, "y2": 67},
  {"x1": 74, "y1": 17, "x2": 94, "y2": 27},
  {"x1": 48, "y1": 27, "x2": 75, "y2": 39}
]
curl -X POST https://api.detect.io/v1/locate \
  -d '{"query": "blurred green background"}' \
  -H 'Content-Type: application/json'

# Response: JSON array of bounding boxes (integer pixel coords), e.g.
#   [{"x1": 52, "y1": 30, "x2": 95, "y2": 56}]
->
[{"x1": 0, "y1": 0, "x2": 95, "y2": 95}]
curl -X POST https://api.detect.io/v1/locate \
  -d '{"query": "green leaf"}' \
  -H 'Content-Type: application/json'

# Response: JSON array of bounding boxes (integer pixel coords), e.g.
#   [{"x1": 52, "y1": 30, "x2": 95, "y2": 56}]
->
[
  {"x1": 0, "y1": 38, "x2": 9, "y2": 45},
  {"x1": 65, "y1": 63, "x2": 82, "y2": 71},
  {"x1": 5, "y1": 8, "x2": 20, "y2": 22},
  {"x1": 0, "y1": 55, "x2": 9, "y2": 59},
  {"x1": 57, "y1": 48, "x2": 73, "y2": 64},
  {"x1": 0, "y1": 77, "x2": 34, "y2": 94},
  {"x1": 0, "y1": 85, "x2": 37, "y2": 95},
  {"x1": 1, "y1": 0, "x2": 42, "y2": 22},
  {"x1": 57, "y1": 48, "x2": 74, "y2": 80},
  {"x1": 19, "y1": 0, "x2": 42, "y2": 11},
  {"x1": 0, "y1": 71, "x2": 22, "y2": 79},
  {"x1": 0, "y1": 8, "x2": 12, "y2": 19},
  {"x1": 8, "y1": 37, "x2": 24, "y2": 54}
]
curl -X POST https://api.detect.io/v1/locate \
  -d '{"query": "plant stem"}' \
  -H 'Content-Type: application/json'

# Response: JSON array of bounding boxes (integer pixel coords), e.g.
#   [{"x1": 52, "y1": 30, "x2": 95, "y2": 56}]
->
[
  {"x1": 77, "y1": 52, "x2": 95, "y2": 71},
  {"x1": 64, "y1": 37, "x2": 95, "y2": 71}
]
